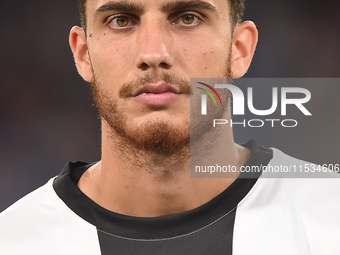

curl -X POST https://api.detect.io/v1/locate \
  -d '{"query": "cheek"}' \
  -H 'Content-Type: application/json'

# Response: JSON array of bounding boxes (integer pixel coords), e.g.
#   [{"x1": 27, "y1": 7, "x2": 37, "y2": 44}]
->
[
  {"x1": 91, "y1": 39, "x2": 135, "y2": 81},
  {"x1": 178, "y1": 43, "x2": 227, "y2": 76},
  {"x1": 107, "y1": 44, "x2": 133, "y2": 71}
]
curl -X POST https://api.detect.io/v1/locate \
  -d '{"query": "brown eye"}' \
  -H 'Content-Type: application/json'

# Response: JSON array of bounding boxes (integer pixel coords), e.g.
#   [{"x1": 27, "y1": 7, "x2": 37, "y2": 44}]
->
[
  {"x1": 182, "y1": 14, "x2": 195, "y2": 24},
  {"x1": 116, "y1": 17, "x2": 129, "y2": 27}
]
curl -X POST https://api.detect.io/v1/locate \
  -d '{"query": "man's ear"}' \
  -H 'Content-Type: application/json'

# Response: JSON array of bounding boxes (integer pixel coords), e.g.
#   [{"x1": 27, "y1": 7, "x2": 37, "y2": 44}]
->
[
  {"x1": 69, "y1": 26, "x2": 93, "y2": 82},
  {"x1": 230, "y1": 21, "x2": 258, "y2": 78}
]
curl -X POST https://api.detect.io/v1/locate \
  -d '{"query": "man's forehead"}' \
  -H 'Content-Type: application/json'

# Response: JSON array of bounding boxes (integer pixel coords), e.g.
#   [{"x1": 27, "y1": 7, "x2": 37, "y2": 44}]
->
[{"x1": 86, "y1": 0, "x2": 228, "y2": 17}]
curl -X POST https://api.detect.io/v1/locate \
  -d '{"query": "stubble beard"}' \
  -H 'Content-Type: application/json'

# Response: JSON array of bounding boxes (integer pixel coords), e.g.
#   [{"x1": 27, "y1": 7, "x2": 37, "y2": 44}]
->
[
  {"x1": 91, "y1": 51, "x2": 232, "y2": 171},
  {"x1": 92, "y1": 72, "x2": 191, "y2": 155}
]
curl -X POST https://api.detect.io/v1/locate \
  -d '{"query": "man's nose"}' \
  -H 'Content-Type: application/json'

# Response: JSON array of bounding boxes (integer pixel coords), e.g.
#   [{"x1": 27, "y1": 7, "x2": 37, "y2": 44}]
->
[{"x1": 135, "y1": 18, "x2": 174, "y2": 71}]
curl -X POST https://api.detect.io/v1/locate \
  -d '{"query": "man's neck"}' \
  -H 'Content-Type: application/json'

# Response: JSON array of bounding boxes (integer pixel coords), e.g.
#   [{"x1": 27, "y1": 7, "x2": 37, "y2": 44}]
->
[{"x1": 78, "y1": 123, "x2": 251, "y2": 217}]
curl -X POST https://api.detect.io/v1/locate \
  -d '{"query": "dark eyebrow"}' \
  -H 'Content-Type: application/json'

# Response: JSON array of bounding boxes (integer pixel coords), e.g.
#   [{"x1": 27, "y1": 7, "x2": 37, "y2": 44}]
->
[
  {"x1": 94, "y1": 1, "x2": 145, "y2": 20},
  {"x1": 161, "y1": 0, "x2": 219, "y2": 16}
]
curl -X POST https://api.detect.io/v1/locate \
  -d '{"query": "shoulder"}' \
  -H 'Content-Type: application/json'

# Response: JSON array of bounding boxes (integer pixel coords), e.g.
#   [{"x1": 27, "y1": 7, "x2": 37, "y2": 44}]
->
[
  {"x1": 255, "y1": 148, "x2": 340, "y2": 212},
  {"x1": 235, "y1": 148, "x2": 340, "y2": 254},
  {"x1": 265, "y1": 147, "x2": 340, "y2": 178},
  {"x1": 0, "y1": 178, "x2": 60, "y2": 228},
  {"x1": 0, "y1": 178, "x2": 100, "y2": 255}
]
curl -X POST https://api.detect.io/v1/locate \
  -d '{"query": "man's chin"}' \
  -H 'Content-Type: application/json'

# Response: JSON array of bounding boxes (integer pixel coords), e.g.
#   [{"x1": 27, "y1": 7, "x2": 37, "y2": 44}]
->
[{"x1": 107, "y1": 117, "x2": 190, "y2": 154}]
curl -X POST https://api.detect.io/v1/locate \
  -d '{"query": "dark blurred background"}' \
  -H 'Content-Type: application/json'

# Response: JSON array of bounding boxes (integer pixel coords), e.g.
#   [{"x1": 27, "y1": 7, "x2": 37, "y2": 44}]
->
[{"x1": 1, "y1": 0, "x2": 339, "y2": 212}]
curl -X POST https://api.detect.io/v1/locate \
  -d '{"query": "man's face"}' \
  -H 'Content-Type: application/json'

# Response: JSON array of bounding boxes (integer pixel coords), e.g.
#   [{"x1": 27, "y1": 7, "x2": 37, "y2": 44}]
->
[{"x1": 84, "y1": 0, "x2": 233, "y2": 153}]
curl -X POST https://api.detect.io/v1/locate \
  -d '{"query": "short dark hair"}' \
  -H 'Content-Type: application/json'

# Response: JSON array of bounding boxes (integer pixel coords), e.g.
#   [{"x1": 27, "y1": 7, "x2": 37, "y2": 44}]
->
[{"x1": 77, "y1": 0, "x2": 245, "y2": 31}]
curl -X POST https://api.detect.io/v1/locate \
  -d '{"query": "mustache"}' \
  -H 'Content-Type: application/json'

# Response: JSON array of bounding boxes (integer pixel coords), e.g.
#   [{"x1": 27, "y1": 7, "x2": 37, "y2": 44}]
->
[{"x1": 119, "y1": 72, "x2": 191, "y2": 98}]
